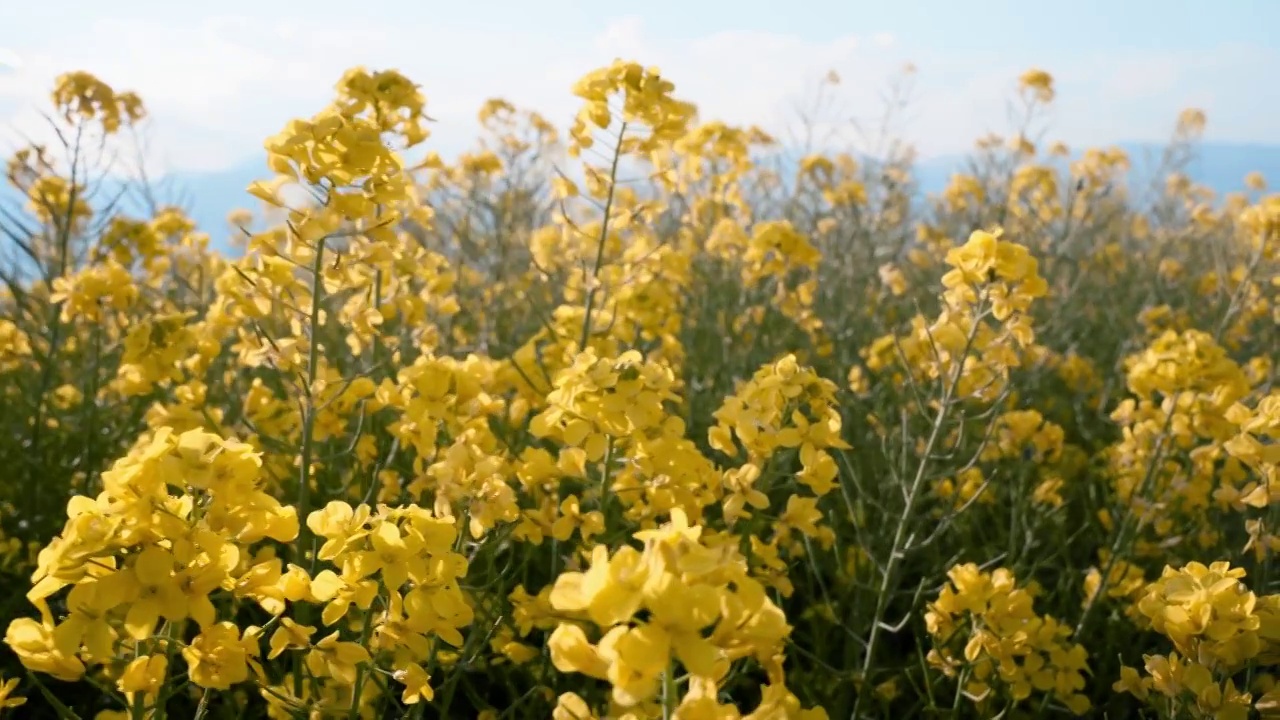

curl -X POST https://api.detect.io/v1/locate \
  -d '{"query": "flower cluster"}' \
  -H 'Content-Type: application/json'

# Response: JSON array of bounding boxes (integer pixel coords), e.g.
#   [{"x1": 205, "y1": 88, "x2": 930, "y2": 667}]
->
[
  {"x1": 1106, "y1": 329, "x2": 1254, "y2": 554},
  {"x1": 568, "y1": 60, "x2": 697, "y2": 159},
  {"x1": 548, "y1": 509, "x2": 825, "y2": 719},
  {"x1": 1114, "y1": 562, "x2": 1280, "y2": 719},
  {"x1": 710, "y1": 354, "x2": 849, "y2": 499},
  {"x1": 50, "y1": 71, "x2": 145, "y2": 133},
  {"x1": 531, "y1": 349, "x2": 681, "y2": 463},
  {"x1": 926, "y1": 563, "x2": 1092, "y2": 715},
  {"x1": 7, "y1": 428, "x2": 298, "y2": 701},
  {"x1": 866, "y1": 228, "x2": 1048, "y2": 403}
]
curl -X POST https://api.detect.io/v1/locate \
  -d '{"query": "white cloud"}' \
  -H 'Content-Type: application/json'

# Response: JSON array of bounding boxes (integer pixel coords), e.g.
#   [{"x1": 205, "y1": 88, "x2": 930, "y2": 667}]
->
[
  {"x1": 0, "y1": 48, "x2": 22, "y2": 73},
  {"x1": 0, "y1": 12, "x2": 1274, "y2": 178},
  {"x1": 594, "y1": 15, "x2": 648, "y2": 57},
  {"x1": 0, "y1": 14, "x2": 899, "y2": 173},
  {"x1": 1101, "y1": 54, "x2": 1183, "y2": 99}
]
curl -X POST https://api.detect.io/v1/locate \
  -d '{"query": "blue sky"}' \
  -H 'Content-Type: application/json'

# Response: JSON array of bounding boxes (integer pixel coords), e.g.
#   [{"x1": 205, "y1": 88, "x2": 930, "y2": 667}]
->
[{"x1": 1, "y1": 1, "x2": 1278, "y2": 176}]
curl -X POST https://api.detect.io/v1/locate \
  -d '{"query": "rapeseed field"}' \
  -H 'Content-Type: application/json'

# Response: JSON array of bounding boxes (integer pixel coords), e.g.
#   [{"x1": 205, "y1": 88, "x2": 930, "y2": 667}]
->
[{"x1": 0, "y1": 62, "x2": 1276, "y2": 719}]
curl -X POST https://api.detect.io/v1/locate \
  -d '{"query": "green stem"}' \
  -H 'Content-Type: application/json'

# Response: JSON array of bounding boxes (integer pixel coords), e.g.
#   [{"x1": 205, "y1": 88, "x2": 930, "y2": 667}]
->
[
  {"x1": 854, "y1": 301, "x2": 986, "y2": 719},
  {"x1": 1073, "y1": 397, "x2": 1178, "y2": 638},
  {"x1": 295, "y1": 235, "x2": 328, "y2": 569},
  {"x1": 661, "y1": 660, "x2": 678, "y2": 719},
  {"x1": 191, "y1": 689, "x2": 210, "y2": 720},
  {"x1": 599, "y1": 437, "x2": 614, "y2": 509},
  {"x1": 346, "y1": 596, "x2": 380, "y2": 719},
  {"x1": 293, "y1": 235, "x2": 328, "y2": 698},
  {"x1": 23, "y1": 669, "x2": 83, "y2": 720},
  {"x1": 579, "y1": 122, "x2": 628, "y2": 351}
]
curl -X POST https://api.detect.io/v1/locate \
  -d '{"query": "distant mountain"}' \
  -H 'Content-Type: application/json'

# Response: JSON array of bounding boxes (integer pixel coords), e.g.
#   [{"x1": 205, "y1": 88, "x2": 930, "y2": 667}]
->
[
  {"x1": 0, "y1": 159, "x2": 269, "y2": 256},
  {"x1": 151, "y1": 161, "x2": 272, "y2": 244},
  {"x1": 909, "y1": 141, "x2": 1280, "y2": 198},
  {"x1": 3, "y1": 142, "x2": 1278, "y2": 257}
]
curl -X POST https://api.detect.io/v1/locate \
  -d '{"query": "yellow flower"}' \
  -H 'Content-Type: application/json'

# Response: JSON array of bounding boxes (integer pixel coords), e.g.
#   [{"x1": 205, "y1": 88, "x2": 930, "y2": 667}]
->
[
  {"x1": 548, "y1": 623, "x2": 609, "y2": 680},
  {"x1": 552, "y1": 692, "x2": 600, "y2": 720},
  {"x1": 182, "y1": 622, "x2": 256, "y2": 690},
  {"x1": 393, "y1": 661, "x2": 433, "y2": 704},
  {"x1": 927, "y1": 564, "x2": 1091, "y2": 715},
  {"x1": 6, "y1": 618, "x2": 85, "y2": 681},
  {"x1": 0, "y1": 676, "x2": 25, "y2": 710},
  {"x1": 1018, "y1": 68, "x2": 1055, "y2": 102},
  {"x1": 121, "y1": 547, "x2": 187, "y2": 639},
  {"x1": 118, "y1": 654, "x2": 167, "y2": 695},
  {"x1": 1113, "y1": 665, "x2": 1150, "y2": 700},
  {"x1": 1135, "y1": 561, "x2": 1265, "y2": 671},
  {"x1": 550, "y1": 545, "x2": 647, "y2": 628},
  {"x1": 305, "y1": 631, "x2": 371, "y2": 685},
  {"x1": 268, "y1": 617, "x2": 315, "y2": 660},
  {"x1": 353, "y1": 520, "x2": 427, "y2": 590},
  {"x1": 51, "y1": 71, "x2": 145, "y2": 132}
]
